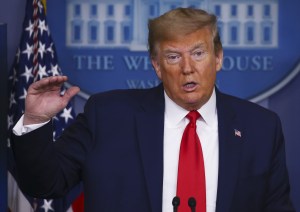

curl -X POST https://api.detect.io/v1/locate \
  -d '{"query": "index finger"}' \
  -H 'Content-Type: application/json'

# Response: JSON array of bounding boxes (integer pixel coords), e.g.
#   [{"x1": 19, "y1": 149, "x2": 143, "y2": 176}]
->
[{"x1": 31, "y1": 76, "x2": 68, "y2": 90}]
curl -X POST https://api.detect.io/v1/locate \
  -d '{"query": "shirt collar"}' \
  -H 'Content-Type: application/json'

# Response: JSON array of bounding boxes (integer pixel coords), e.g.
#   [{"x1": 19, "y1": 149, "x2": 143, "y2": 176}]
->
[{"x1": 164, "y1": 88, "x2": 217, "y2": 127}]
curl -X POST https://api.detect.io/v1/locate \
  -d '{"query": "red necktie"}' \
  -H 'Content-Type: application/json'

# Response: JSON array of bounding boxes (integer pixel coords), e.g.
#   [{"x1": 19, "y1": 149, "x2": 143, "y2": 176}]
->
[{"x1": 176, "y1": 110, "x2": 206, "y2": 212}]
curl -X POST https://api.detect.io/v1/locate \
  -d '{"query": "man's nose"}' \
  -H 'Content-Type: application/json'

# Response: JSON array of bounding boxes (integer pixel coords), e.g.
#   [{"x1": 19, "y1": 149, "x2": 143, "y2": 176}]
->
[{"x1": 181, "y1": 55, "x2": 193, "y2": 74}]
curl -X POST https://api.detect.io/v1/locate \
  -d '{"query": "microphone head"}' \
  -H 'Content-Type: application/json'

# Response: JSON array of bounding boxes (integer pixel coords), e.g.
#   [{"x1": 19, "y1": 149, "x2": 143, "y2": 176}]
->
[
  {"x1": 188, "y1": 197, "x2": 196, "y2": 208},
  {"x1": 172, "y1": 196, "x2": 180, "y2": 207}
]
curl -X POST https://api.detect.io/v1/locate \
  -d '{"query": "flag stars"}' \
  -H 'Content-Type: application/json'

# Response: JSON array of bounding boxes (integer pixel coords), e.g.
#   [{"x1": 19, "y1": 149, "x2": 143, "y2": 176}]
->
[
  {"x1": 7, "y1": 115, "x2": 14, "y2": 129},
  {"x1": 38, "y1": 64, "x2": 48, "y2": 79},
  {"x1": 60, "y1": 89, "x2": 66, "y2": 96},
  {"x1": 25, "y1": 20, "x2": 34, "y2": 37},
  {"x1": 53, "y1": 131, "x2": 57, "y2": 141},
  {"x1": 9, "y1": 92, "x2": 16, "y2": 107},
  {"x1": 21, "y1": 65, "x2": 33, "y2": 83},
  {"x1": 9, "y1": 68, "x2": 18, "y2": 84},
  {"x1": 234, "y1": 129, "x2": 242, "y2": 137},
  {"x1": 50, "y1": 64, "x2": 60, "y2": 76},
  {"x1": 16, "y1": 48, "x2": 21, "y2": 63},
  {"x1": 39, "y1": 19, "x2": 48, "y2": 35},
  {"x1": 19, "y1": 88, "x2": 28, "y2": 100},
  {"x1": 53, "y1": 129, "x2": 64, "y2": 142},
  {"x1": 60, "y1": 107, "x2": 74, "y2": 123},
  {"x1": 22, "y1": 43, "x2": 33, "y2": 60},
  {"x1": 47, "y1": 43, "x2": 54, "y2": 58},
  {"x1": 38, "y1": 0, "x2": 44, "y2": 13},
  {"x1": 39, "y1": 41, "x2": 46, "y2": 59},
  {"x1": 41, "y1": 199, "x2": 54, "y2": 212},
  {"x1": 53, "y1": 116, "x2": 59, "y2": 122}
]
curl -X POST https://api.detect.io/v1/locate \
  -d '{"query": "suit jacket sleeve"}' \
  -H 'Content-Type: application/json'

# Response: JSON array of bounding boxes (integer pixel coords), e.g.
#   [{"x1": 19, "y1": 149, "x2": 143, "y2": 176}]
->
[{"x1": 11, "y1": 95, "x2": 97, "y2": 198}]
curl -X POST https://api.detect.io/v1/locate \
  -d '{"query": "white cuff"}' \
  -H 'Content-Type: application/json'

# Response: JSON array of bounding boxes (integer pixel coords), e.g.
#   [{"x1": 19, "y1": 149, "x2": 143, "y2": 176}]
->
[{"x1": 13, "y1": 115, "x2": 50, "y2": 136}]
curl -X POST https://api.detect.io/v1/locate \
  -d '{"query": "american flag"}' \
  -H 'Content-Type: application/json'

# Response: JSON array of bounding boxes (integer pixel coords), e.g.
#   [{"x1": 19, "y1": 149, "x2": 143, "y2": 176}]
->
[{"x1": 7, "y1": 0, "x2": 83, "y2": 211}]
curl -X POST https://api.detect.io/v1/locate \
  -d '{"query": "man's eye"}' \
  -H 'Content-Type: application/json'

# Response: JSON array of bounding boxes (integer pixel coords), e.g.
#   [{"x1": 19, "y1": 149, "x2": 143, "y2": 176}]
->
[
  {"x1": 194, "y1": 51, "x2": 203, "y2": 57},
  {"x1": 166, "y1": 55, "x2": 180, "y2": 64},
  {"x1": 167, "y1": 55, "x2": 179, "y2": 60},
  {"x1": 192, "y1": 51, "x2": 205, "y2": 61}
]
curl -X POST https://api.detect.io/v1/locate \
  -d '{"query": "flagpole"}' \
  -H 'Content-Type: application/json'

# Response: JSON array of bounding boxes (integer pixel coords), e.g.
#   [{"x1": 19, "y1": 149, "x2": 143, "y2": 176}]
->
[{"x1": 0, "y1": 22, "x2": 8, "y2": 212}]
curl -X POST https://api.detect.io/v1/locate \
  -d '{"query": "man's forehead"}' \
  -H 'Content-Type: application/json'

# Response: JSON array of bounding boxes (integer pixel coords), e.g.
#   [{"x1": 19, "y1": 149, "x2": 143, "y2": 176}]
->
[{"x1": 163, "y1": 36, "x2": 211, "y2": 52}]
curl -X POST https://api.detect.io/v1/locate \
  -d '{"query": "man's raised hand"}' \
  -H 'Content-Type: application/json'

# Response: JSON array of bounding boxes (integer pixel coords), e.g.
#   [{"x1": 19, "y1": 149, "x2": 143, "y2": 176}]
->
[{"x1": 24, "y1": 76, "x2": 80, "y2": 125}]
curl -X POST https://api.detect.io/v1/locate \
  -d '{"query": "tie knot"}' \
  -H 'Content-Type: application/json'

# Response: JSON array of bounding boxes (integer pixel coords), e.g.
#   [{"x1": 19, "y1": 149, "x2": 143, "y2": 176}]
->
[{"x1": 186, "y1": 110, "x2": 200, "y2": 126}]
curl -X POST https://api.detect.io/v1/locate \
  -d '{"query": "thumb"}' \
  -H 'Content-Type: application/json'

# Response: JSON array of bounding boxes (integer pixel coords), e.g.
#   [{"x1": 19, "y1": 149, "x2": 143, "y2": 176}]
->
[{"x1": 61, "y1": 86, "x2": 80, "y2": 106}]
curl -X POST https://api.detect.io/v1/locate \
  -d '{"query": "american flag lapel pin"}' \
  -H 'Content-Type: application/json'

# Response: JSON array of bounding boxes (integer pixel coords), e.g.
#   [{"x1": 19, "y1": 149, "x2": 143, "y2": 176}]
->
[{"x1": 234, "y1": 129, "x2": 242, "y2": 137}]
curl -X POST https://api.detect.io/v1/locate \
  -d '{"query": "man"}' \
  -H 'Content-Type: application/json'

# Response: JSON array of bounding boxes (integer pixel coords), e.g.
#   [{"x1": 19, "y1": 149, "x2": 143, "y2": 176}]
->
[{"x1": 12, "y1": 8, "x2": 294, "y2": 212}]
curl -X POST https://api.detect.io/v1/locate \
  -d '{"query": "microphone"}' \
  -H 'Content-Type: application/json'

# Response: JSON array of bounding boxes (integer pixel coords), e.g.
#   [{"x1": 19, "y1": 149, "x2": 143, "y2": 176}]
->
[
  {"x1": 172, "y1": 196, "x2": 180, "y2": 212},
  {"x1": 188, "y1": 197, "x2": 196, "y2": 212}
]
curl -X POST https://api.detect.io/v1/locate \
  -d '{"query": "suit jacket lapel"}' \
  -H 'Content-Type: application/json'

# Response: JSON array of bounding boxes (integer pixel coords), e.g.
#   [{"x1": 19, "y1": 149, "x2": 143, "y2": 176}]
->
[
  {"x1": 215, "y1": 90, "x2": 244, "y2": 212},
  {"x1": 135, "y1": 84, "x2": 165, "y2": 212},
  {"x1": 134, "y1": 86, "x2": 244, "y2": 212}
]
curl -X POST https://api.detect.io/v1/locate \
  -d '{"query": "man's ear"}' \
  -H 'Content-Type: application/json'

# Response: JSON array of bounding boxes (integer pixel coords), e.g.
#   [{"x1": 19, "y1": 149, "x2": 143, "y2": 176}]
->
[
  {"x1": 151, "y1": 56, "x2": 162, "y2": 79},
  {"x1": 216, "y1": 50, "x2": 223, "y2": 72}
]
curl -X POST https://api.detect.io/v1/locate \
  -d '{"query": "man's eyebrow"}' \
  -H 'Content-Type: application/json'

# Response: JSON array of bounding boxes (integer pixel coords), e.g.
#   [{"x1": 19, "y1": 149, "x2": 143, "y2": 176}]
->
[
  {"x1": 163, "y1": 43, "x2": 206, "y2": 54},
  {"x1": 190, "y1": 43, "x2": 206, "y2": 51},
  {"x1": 163, "y1": 48, "x2": 180, "y2": 54}
]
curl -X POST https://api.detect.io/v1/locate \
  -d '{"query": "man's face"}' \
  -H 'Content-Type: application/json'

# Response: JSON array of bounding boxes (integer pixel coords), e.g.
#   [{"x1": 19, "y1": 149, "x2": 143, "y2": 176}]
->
[{"x1": 151, "y1": 27, "x2": 223, "y2": 111}]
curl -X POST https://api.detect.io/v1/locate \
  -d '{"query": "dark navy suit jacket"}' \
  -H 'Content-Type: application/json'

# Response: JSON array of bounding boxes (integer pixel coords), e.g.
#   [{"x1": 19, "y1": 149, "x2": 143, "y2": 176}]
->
[{"x1": 12, "y1": 84, "x2": 295, "y2": 211}]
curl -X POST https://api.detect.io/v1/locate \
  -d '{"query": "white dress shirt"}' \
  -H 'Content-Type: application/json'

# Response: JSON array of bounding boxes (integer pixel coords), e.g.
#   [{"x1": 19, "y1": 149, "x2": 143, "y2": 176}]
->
[
  {"x1": 13, "y1": 89, "x2": 219, "y2": 212},
  {"x1": 162, "y1": 89, "x2": 219, "y2": 212},
  {"x1": 13, "y1": 115, "x2": 48, "y2": 136}
]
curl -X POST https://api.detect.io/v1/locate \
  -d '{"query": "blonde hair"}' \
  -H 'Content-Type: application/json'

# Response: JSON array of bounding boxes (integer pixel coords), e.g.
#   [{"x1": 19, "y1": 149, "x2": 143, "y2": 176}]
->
[{"x1": 148, "y1": 7, "x2": 222, "y2": 57}]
